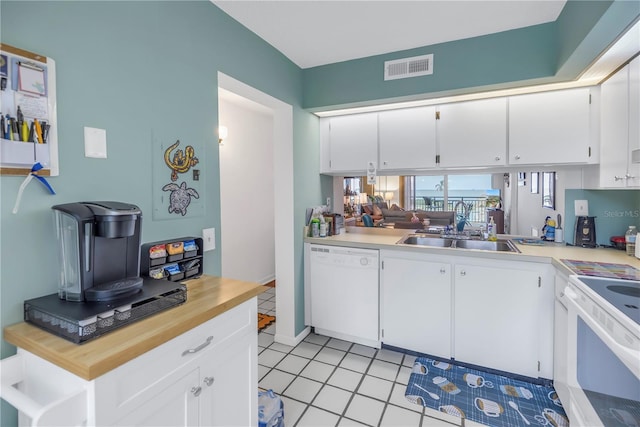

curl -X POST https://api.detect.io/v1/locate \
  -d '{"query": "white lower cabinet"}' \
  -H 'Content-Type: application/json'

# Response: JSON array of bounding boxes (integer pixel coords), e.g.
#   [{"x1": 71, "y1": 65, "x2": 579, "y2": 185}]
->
[
  {"x1": 380, "y1": 252, "x2": 452, "y2": 359},
  {"x1": 453, "y1": 263, "x2": 543, "y2": 378},
  {"x1": 379, "y1": 250, "x2": 554, "y2": 379},
  {"x1": 10, "y1": 298, "x2": 258, "y2": 427},
  {"x1": 110, "y1": 366, "x2": 200, "y2": 426}
]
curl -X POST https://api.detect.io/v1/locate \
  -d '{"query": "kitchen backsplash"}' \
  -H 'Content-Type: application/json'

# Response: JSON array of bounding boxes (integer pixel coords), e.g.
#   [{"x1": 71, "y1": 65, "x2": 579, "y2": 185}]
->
[{"x1": 565, "y1": 189, "x2": 640, "y2": 247}]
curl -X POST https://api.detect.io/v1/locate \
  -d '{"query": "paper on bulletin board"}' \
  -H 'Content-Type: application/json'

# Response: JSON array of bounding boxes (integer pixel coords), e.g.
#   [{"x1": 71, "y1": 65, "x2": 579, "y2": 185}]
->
[
  {"x1": 18, "y1": 62, "x2": 46, "y2": 96},
  {"x1": 14, "y1": 92, "x2": 48, "y2": 119}
]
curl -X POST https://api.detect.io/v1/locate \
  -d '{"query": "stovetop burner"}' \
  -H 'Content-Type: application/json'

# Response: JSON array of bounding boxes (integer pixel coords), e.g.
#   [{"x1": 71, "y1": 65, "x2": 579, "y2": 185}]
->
[{"x1": 577, "y1": 276, "x2": 640, "y2": 326}]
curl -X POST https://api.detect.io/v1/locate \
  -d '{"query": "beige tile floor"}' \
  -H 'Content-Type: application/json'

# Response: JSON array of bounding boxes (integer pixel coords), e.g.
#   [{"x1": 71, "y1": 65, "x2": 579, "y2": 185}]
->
[{"x1": 257, "y1": 288, "x2": 484, "y2": 427}]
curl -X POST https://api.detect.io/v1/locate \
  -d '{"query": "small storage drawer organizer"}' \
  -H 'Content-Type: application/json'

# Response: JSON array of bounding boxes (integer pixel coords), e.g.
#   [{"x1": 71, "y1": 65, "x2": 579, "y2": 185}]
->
[{"x1": 140, "y1": 237, "x2": 203, "y2": 282}]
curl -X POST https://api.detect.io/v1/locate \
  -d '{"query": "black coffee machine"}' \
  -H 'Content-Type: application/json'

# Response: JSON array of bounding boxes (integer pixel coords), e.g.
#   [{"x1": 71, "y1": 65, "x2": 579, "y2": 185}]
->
[
  {"x1": 52, "y1": 201, "x2": 143, "y2": 302},
  {"x1": 574, "y1": 216, "x2": 597, "y2": 248}
]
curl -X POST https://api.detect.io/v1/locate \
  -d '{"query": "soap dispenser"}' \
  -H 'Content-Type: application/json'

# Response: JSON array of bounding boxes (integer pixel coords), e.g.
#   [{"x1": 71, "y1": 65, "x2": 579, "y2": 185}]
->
[{"x1": 488, "y1": 217, "x2": 497, "y2": 241}]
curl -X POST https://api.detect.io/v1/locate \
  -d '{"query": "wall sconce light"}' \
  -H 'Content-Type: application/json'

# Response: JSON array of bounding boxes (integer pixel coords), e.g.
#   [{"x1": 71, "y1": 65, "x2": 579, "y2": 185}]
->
[{"x1": 218, "y1": 126, "x2": 228, "y2": 145}]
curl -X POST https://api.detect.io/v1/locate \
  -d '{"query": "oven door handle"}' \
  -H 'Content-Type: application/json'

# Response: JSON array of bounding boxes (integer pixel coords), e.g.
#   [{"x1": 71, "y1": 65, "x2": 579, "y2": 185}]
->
[{"x1": 565, "y1": 287, "x2": 640, "y2": 375}]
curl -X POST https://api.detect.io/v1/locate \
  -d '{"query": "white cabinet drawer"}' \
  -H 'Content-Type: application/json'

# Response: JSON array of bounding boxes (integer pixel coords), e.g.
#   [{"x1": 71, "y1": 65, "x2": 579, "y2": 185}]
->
[{"x1": 94, "y1": 298, "x2": 256, "y2": 424}]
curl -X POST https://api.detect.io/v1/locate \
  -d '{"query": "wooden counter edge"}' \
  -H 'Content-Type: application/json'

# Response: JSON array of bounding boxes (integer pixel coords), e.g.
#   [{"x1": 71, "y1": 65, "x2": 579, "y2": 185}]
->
[{"x1": 3, "y1": 276, "x2": 268, "y2": 380}]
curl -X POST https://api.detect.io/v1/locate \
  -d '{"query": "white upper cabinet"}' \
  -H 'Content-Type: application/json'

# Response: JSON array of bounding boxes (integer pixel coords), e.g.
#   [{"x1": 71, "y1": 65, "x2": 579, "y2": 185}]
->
[
  {"x1": 326, "y1": 113, "x2": 378, "y2": 174},
  {"x1": 599, "y1": 56, "x2": 640, "y2": 188},
  {"x1": 509, "y1": 88, "x2": 594, "y2": 165},
  {"x1": 378, "y1": 106, "x2": 437, "y2": 170},
  {"x1": 436, "y1": 98, "x2": 507, "y2": 168}
]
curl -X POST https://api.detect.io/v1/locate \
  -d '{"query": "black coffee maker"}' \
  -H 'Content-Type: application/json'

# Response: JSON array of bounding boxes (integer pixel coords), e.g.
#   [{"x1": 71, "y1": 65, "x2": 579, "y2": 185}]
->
[
  {"x1": 52, "y1": 201, "x2": 143, "y2": 302},
  {"x1": 574, "y1": 216, "x2": 597, "y2": 248}
]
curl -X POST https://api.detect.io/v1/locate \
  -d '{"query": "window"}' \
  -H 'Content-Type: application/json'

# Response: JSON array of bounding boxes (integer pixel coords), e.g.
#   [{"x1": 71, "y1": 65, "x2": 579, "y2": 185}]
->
[{"x1": 405, "y1": 174, "x2": 497, "y2": 225}]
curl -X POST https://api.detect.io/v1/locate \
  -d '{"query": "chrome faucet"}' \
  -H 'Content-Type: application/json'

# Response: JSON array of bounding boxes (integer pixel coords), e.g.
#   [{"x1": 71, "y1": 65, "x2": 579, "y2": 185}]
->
[
  {"x1": 454, "y1": 200, "x2": 470, "y2": 233},
  {"x1": 454, "y1": 200, "x2": 469, "y2": 219}
]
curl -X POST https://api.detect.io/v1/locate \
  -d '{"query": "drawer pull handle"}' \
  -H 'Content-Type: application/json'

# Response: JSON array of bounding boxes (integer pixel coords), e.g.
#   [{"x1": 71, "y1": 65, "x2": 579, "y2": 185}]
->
[
  {"x1": 460, "y1": 270, "x2": 466, "y2": 276},
  {"x1": 204, "y1": 376, "x2": 215, "y2": 386},
  {"x1": 191, "y1": 386, "x2": 202, "y2": 397},
  {"x1": 182, "y1": 336, "x2": 213, "y2": 357}
]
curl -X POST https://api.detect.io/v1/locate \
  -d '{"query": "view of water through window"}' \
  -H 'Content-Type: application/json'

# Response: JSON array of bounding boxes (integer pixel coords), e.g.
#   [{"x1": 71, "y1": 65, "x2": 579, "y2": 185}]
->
[{"x1": 411, "y1": 174, "x2": 499, "y2": 224}]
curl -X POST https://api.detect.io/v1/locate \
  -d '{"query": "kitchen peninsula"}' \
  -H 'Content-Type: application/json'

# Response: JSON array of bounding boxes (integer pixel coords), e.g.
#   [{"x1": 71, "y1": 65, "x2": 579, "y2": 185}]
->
[
  {"x1": 304, "y1": 227, "x2": 640, "y2": 381},
  {"x1": 2, "y1": 276, "x2": 266, "y2": 427}
]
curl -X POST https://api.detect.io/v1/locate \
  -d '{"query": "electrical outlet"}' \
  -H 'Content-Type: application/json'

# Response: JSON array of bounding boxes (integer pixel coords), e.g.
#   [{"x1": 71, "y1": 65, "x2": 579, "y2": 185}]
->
[
  {"x1": 326, "y1": 197, "x2": 331, "y2": 207},
  {"x1": 202, "y1": 228, "x2": 215, "y2": 252},
  {"x1": 574, "y1": 200, "x2": 589, "y2": 216}
]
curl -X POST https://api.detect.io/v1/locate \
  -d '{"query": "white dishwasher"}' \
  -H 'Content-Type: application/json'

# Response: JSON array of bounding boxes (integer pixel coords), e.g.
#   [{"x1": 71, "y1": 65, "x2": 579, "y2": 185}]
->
[{"x1": 308, "y1": 244, "x2": 380, "y2": 347}]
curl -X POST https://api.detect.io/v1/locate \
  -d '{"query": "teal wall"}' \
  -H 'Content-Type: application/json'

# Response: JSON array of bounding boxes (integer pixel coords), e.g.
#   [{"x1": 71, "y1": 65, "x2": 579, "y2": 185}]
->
[
  {"x1": 0, "y1": 2, "x2": 321, "y2": 424},
  {"x1": 303, "y1": 23, "x2": 557, "y2": 110},
  {"x1": 565, "y1": 189, "x2": 640, "y2": 247},
  {"x1": 555, "y1": 0, "x2": 640, "y2": 78},
  {"x1": 302, "y1": 0, "x2": 640, "y2": 111}
]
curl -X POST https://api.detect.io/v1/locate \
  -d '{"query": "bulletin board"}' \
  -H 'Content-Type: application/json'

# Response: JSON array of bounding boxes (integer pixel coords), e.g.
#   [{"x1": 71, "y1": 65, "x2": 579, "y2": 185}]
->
[{"x1": 0, "y1": 44, "x2": 59, "y2": 176}]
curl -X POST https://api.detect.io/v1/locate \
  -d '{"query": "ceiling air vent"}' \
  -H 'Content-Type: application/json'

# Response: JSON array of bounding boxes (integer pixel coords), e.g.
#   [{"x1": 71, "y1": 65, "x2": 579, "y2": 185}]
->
[{"x1": 384, "y1": 54, "x2": 433, "y2": 81}]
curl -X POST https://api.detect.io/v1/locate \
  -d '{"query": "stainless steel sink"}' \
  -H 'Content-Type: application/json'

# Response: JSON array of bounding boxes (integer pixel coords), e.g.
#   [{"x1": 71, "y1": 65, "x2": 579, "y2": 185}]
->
[
  {"x1": 453, "y1": 239, "x2": 519, "y2": 252},
  {"x1": 397, "y1": 234, "x2": 519, "y2": 253},
  {"x1": 399, "y1": 236, "x2": 454, "y2": 247}
]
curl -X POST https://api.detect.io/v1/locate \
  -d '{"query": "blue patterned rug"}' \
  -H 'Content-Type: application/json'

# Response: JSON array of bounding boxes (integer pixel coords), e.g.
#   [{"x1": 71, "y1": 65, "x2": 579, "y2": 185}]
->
[{"x1": 405, "y1": 357, "x2": 569, "y2": 427}]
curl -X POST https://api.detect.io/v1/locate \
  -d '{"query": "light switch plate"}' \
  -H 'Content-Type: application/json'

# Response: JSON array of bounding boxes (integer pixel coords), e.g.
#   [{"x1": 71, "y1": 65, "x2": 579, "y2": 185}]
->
[
  {"x1": 574, "y1": 200, "x2": 589, "y2": 216},
  {"x1": 202, "y1": 228, "x2": 215, "y2": 252},
  {"x1": 84, "y1": 127, "x2": 107, "y2": 158}
]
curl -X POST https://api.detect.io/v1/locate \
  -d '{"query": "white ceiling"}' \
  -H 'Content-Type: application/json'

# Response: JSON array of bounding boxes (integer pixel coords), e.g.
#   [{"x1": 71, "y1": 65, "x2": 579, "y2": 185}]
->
[{"x1": 213, "y1": 0, "x2": 567, "y2": 69}]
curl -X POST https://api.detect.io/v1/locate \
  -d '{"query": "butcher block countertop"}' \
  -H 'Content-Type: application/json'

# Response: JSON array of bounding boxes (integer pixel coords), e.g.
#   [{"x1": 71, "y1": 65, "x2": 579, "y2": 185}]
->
[
  {"x1": 3, "y1": 275, "x2": 267, "y2": 380},
  {"x1": 306, "y1": 227, "x2": 640, "y2": 275}
]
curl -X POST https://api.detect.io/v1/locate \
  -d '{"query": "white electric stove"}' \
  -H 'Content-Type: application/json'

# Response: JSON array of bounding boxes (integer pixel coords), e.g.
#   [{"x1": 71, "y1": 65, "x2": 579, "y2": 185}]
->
[{"x1": 563, "y1": 275, "x2": 640, "y2": 426}]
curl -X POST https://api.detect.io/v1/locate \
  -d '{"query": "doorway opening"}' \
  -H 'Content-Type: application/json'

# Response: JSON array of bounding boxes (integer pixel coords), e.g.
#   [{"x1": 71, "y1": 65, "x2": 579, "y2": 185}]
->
[{"x1": 217, "y1": 73, "x2": 296, "y2": 345}]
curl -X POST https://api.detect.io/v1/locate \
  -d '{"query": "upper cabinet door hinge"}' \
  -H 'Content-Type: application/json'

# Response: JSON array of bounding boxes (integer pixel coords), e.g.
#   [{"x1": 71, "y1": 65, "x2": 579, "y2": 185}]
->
[
  {"x1": 589, "y1": 94, "x2": 592, "y2": 104},
  {"x1": 435, "y1": 111, "x2": 440, "y2": 120},
  {"x1": 538, "y1": 277, "x2": 542, "y2": 288},
  {"x1": 381, "y1": 260, "x2": 384, "y2": 270},
  {"x1": 436, "y1": 154, "x2": 441, "y2": 164}
]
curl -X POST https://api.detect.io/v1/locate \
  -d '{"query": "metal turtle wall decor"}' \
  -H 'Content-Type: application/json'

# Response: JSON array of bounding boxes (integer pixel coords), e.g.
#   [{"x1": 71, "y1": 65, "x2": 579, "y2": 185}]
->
[{"x1": 162, "y1": 182, "x2": 200, "y2": 216}]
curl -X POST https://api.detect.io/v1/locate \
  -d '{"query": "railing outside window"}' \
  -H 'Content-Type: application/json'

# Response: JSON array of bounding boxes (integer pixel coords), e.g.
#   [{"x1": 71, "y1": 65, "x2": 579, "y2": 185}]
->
[{"x1": 414, "y1": 196, "x2": 488, "y2": 223}]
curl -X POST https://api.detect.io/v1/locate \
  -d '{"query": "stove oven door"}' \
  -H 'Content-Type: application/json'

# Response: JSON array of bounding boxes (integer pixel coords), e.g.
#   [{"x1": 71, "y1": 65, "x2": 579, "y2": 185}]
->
[{"x1": 565, "y1": 284, "x2": 640, "y2": 427}]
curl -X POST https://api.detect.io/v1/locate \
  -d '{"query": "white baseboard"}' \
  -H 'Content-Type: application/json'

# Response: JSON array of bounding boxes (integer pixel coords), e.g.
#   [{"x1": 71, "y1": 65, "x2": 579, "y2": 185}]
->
[{"x1": 274, "y1": 326, "x2": 310, "y2": 347}]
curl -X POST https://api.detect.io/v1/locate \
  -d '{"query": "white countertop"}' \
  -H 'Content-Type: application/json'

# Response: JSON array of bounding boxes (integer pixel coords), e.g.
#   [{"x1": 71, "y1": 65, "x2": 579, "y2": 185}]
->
[{"x1": 305, "y1": 227, "x2": 640, "y2": 276}]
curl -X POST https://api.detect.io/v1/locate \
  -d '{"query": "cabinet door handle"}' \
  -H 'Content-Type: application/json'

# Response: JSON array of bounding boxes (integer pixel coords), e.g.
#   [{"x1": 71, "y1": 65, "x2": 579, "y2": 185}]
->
[
  {"x1": 514, "y1": 155, "x2": 521, "y2": 160},
  {"x1": 182, "y1": 336, "x2": 214, "y2": 357},
  {"x1": 191, "y1": 386, "x2": 202, "y2": 397},
  {"x1": 460, "y1": 270, "x2": 466, "y2": 276},
  {"x1": 440, "y1": 268, "x2": 446, "y2": 274},
  {"x1": 625, "y1": 174, "x2": 635, "y2": 180},
  {"x1": 203, "y1": 376, "x2": 215, "y2": 386},
  {"x1": 614, "y1": 175, "x2": 625, "y2": 181},
  {"x1": 495, "y1": 156, "x2": 501, "y2": 161}
]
